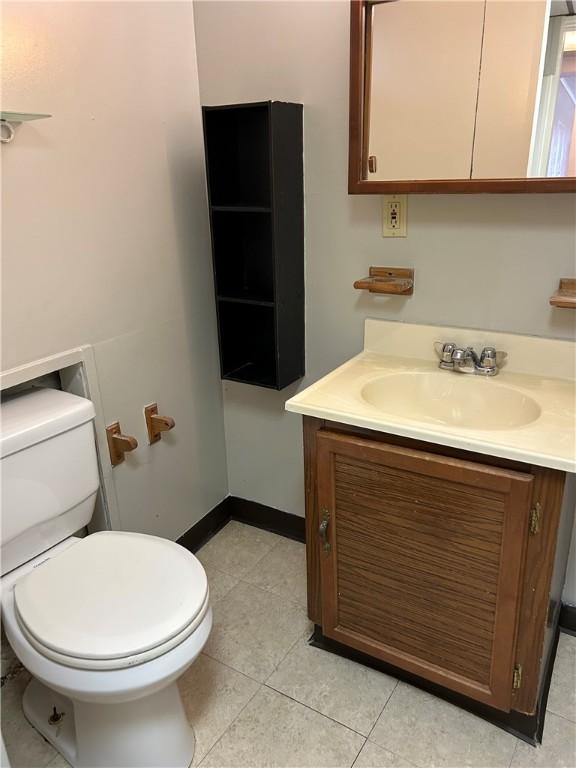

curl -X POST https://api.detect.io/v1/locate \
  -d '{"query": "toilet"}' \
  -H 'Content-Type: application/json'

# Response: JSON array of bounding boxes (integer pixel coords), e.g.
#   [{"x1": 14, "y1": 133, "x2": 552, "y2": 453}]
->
[{"x1": 0, "y1": 388, "x2": 212, "y2": 768}]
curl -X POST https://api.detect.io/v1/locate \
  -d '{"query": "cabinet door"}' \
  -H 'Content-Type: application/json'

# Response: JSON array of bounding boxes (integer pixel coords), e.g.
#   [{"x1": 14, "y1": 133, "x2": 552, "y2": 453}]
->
[
  {"x1": 471, "y1": 0, "x2": 549, "y2": 178},
  {"x1": 368, "y1": 0, "x2": 484, "y2": 180},
  {"x1": 317, "y1": 432, "x2": 533, "y2": 712}
]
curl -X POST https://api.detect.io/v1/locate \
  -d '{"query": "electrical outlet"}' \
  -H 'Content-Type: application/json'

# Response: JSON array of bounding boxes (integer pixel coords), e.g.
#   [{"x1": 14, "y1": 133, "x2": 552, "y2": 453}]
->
[{"x1": 382, "y1": 195, "x2": 407, "y2": 238}]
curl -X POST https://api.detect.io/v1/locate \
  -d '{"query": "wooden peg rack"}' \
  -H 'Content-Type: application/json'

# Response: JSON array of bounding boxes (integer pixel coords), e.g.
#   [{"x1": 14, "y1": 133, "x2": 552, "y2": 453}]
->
[
  {"x1": 549, "y1": 278, "x2": 576, "y2": 309},
  {"x1": 354, "y1": 267, "x2": 414, "y2": 296}
]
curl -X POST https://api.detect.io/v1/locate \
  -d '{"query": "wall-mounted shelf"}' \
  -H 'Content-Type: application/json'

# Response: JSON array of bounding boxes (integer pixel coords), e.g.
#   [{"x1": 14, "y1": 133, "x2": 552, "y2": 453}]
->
[
  {"x1": 203, "y1": 101, "x2": 305, "y2": 390},
  {"x1": 1, "y1": 112, "x2": 52, "y2": 122},
  {"x1": 354, "y1": 267, "x2": 414, "y2": 295},
  {"x1": 211, "y1": 205, "x2": 271, "y2": 213},
  {"x1": 1, "y1": 111, "x2": 51, "y2": 144},
  {"x1": 550, "y1": 279, "x2": 576, "y2": 309}
]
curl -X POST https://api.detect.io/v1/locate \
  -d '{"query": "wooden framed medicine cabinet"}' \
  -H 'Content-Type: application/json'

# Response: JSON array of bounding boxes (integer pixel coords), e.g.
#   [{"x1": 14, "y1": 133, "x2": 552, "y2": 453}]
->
[{"x1": 349, "y1": 0, "x2": 576, "y2": 193}]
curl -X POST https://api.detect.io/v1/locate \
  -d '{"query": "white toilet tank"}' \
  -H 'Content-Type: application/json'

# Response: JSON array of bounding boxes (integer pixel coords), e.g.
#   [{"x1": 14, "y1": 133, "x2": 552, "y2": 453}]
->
[{"x1": 1, "y1": 388, "x2": 100, "y2": 575}]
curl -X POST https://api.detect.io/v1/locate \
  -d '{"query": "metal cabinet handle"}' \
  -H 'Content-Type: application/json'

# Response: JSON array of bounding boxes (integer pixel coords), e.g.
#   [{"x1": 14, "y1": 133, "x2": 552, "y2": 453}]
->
[{"x1": 319, "y1": 510, "x2": 331, "y2": 552}]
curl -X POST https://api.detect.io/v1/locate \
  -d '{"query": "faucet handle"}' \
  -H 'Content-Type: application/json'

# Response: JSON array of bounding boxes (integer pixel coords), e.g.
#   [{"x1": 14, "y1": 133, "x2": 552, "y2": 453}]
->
[
  {"x1": 434, "y1": 341, "x2": 456, "y2": 368},
  {"x1": 480, "y1": 347, "x2": 496, "y2": 367},
  {"x1": 480, "y1": 347, "x2": 507, "y2": 369},
  {"x1": 434, "y1": 341, "x2": 455, "y2": 359}
]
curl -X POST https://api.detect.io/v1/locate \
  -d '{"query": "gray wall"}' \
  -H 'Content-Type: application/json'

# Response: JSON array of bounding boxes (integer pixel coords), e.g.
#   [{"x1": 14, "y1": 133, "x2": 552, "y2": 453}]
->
[
  {"x1": 193, "y1": 0, "x2": 576, "y2": 600},
  {"x1": 2, "y1": 2, "x2": 228, "y2": 539}
]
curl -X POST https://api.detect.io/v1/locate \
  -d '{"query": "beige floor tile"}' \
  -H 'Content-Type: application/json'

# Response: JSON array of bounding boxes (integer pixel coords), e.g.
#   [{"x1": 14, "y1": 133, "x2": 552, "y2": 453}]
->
[
  {"x1": 46, "y1": 753, "x2": 72, "y2": 768},
  {"x1": 370, "y1": 683, "x2": 517, "y2": 768},
  {"x1": 178, "y1": 654, "x2": 260, "y2": 765},
  {"x1": 511, "y1": 712, "x2": 576, "y2": 768},
  {"x1": 197, "y1": 522, "x2": 282, "y2": 579},
  {"x1": 243, "y1": 538, "x2": 307, "y2": 609},
  {"x1": 267, "y1": 637, "x2": 397, "y2": 735},
  {"x1": 547, "y1": 633, "x2": 576, "y2": 723},
  {"x1": 1, "y1": 670, "x2": 59, "y2": 768},
  {"x1": 203, "y1": 582, "x2": 310, "y2": 682},
  {"x1": 353, "y1": 741, "x2": 417, "y2": 768},
  {"x1": 203, "y1": 563, "x2": 239, "y2": 603},
  {"x1": 200, "y1": 686, "x2": 365, "y2": 768}
]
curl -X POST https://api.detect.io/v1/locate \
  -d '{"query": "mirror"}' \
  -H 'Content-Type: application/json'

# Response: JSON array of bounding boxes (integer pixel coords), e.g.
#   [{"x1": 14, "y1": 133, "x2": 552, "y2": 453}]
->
[{"x1": 349, "y1": 0, "x2": 576, "y2": 192}]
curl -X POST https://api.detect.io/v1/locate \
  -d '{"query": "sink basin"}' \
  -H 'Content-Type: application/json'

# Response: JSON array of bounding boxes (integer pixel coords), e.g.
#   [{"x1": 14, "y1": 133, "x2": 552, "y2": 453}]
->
[{"x1": 361, "y1": 372, "x2": 541, "y2": 430}]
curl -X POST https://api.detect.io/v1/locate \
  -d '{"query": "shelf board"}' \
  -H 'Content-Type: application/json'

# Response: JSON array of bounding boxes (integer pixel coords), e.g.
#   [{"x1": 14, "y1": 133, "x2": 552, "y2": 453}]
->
[
  {"x1": 223, "y1": 361, "x2": 278, "y2": 389},
  {"x1": 1, "y1": 111, "x2": 52, "y2": 122},
  {"x1": 550, "y1": 279, "x2": 576, "y2": 309},
  {"x1": 211, "y1": 205, "x2": 271, "y2": 213},
  {"x1": 203, "y1": 102, "x2": 271, "y2": 113},
  {"x1": 217, "y1": 295, "x2": 274, "y2": 307}
]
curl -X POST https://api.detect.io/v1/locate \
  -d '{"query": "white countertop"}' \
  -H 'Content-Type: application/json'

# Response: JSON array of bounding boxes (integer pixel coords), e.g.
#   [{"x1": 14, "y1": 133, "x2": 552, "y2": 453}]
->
[{"x1": 286, "y1": 320, "x2": 576, "y2": 473}]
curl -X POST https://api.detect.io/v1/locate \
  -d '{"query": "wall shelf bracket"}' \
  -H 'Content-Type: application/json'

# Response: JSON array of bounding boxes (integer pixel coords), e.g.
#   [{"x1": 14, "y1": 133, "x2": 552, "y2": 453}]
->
[{"x1": 1, "y1": 111, "x2": 52, "y2": 144}]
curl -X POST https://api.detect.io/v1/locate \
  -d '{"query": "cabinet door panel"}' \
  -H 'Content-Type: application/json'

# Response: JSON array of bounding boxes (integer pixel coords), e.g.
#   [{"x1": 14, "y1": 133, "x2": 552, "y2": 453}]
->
[
  {"x1": 317, "y1": 432, "x2": 533, "y2": 712},
  {"x1": 368, "y1": 0, "x2": 484, "y2": 180}
]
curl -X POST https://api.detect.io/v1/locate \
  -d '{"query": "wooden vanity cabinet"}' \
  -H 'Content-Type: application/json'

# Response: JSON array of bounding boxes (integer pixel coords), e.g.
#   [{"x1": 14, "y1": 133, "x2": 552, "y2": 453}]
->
[{"x1": 303, "y1": 417, "x2": 572, "y2": 730}]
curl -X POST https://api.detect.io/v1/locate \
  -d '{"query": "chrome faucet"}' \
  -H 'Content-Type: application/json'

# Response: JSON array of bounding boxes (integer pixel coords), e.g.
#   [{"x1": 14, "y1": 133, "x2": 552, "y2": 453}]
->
[{"x1": 434, "y1": 342, "x2": 506, "y2": 376}]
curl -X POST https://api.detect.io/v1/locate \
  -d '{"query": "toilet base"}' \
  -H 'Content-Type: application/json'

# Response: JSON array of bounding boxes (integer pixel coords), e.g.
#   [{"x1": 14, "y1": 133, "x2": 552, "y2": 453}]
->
[{"x1": 23, "y1": 676, "x2": 195, "y2": 768}]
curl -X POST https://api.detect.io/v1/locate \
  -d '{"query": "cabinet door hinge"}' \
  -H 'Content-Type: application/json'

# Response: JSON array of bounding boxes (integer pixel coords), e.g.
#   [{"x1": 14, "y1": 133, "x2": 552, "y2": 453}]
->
[
  {"x1": 513, "y1": 664, "x2": 523, "y2": 690},
  {"x1": 529, "y1": 502, "x2": 542, "y2": 535}
]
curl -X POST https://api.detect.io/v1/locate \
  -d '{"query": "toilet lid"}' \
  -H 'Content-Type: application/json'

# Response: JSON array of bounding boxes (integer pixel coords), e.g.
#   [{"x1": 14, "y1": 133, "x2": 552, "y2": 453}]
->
[{"x1": 14, "y1": 531, "x2": 208, "y2": 662}]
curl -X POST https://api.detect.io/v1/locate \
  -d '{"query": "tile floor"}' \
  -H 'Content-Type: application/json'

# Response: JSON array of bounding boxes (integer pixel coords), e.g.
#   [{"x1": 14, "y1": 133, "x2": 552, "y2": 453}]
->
[{"x1": 2, "y1": 521, "x2": 575, "y2": 768}]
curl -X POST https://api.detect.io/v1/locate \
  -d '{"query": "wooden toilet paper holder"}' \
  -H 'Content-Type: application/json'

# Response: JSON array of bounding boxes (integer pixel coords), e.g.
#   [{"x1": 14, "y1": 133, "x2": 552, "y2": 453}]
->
[
  {"x1": 145, "y1": 403, "x2": 176, "y2": 444},
  {"x1": 106, "y1": 423, "x2": 138, "y2": 467}
]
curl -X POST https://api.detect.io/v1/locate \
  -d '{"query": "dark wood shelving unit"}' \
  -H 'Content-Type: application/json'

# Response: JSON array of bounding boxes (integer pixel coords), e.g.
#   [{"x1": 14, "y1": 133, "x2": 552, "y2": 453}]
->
[{"x1": 203, "y1": 101, "x2": 304, "y2": 390}]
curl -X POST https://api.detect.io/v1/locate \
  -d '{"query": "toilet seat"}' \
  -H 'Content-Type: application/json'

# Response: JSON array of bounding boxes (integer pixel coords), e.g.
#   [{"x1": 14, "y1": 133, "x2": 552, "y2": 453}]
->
[{"x1": 14, "y1": 531, "x2": 209, "y2": 670}]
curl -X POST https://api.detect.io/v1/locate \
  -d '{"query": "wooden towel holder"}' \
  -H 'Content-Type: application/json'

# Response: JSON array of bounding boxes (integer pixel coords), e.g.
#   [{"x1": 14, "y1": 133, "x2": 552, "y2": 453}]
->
[
  {"x1": 354, "y1": 267, "x2": 414, "y2": 296},
  {"x1": 550, "y1": 278, "x2": 576, "y2": 309}
]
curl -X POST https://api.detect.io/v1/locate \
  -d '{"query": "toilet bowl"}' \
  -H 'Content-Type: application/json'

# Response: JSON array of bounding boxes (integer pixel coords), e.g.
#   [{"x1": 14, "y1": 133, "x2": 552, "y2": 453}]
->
[
  {"x1": 2, "y1": 533, "x2": 212, "y2": 768},
  {"x1": 0, "y1": 388, "x2": 212, "y2": 768}
]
